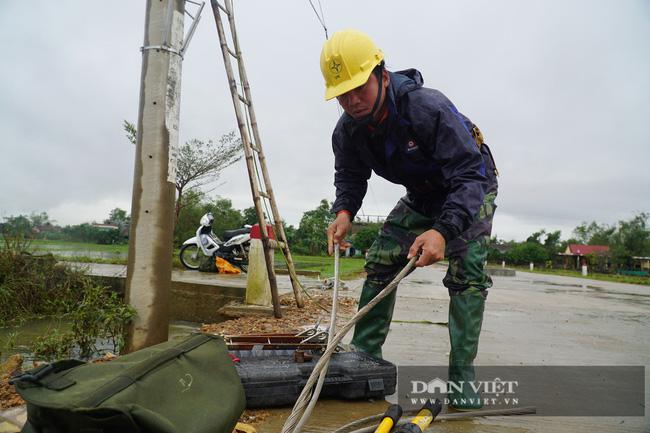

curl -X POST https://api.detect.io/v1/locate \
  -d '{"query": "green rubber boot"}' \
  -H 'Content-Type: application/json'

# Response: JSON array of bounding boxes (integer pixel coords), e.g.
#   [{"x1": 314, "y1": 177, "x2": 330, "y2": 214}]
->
[
  {"x1": 349, "y1": 277, "x2": 397, "y2": 359},
  {"x1": 447, "y1": 287, "x2": 485, "y2": 410}
]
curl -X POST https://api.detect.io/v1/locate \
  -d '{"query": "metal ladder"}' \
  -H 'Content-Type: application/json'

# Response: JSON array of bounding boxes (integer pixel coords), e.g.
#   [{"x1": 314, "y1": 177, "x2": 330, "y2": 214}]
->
[{"x1": 210, "y1": 0, "x2": 305, "y2": 317}]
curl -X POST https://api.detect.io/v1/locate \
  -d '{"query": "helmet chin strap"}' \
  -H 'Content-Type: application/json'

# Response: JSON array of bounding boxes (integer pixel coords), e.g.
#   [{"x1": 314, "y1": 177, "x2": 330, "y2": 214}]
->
[{"x1": 355, "y1": 68, "x2": 385, "y2": 127}]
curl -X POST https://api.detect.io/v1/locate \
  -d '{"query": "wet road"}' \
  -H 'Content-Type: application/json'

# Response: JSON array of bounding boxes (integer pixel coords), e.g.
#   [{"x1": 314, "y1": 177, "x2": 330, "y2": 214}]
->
[{"x1": 254, "y1": 265, "x2": 650, "y2": 432}]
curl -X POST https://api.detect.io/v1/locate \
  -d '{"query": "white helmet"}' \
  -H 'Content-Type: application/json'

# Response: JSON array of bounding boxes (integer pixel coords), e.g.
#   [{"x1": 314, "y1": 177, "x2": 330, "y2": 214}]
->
[{"x1": 200, "y1": 212, "x2": 214, "y2": 227}]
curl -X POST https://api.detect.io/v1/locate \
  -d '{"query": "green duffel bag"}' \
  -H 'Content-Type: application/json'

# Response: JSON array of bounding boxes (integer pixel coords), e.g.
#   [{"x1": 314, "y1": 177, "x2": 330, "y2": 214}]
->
[{"x1": 11, "y1": 333, "x2": 245, "y2": 433}]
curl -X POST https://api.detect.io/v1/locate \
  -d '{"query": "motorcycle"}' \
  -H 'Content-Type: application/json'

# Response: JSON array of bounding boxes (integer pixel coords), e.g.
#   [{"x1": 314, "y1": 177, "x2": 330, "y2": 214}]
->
[{"x1": 179, "y1": 212, "x2": 251, "y2": 272}]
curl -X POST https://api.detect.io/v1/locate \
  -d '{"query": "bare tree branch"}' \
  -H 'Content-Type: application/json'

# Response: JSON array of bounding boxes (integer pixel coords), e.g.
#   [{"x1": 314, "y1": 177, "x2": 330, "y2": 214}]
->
[{"x1": 123, "y1": 123, "x2": 243, "y2": 225}]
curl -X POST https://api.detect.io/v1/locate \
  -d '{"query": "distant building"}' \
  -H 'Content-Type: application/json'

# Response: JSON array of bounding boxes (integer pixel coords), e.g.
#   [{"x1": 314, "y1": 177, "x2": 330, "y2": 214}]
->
[
  {"x1": 91, "y1": 224, "x2": 120, "y2": 231},
  {"x1": 632, "y1": 256, "x2": 650, "y2": 271},
  {"x1": 353, "y1": 214, "x2": 387, "y2": 224},
  {"x1": 33, "y1": 223, "x2": 61, "y2": 234},
  {"x1": 558, "y1": 244, "x2": 610, "y2": 270}
]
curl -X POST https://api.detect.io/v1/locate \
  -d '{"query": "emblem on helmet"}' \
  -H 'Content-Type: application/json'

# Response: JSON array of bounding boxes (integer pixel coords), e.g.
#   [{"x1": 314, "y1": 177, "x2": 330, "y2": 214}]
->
[{"x1": 329, "y1": 60, "x2": 342, "y2": 74}]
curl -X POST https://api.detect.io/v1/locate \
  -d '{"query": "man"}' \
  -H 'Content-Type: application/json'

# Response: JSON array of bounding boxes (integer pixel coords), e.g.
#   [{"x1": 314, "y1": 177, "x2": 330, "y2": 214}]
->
[{"x1": 321, "y1": 30, "x2": 498, "y2": 410}]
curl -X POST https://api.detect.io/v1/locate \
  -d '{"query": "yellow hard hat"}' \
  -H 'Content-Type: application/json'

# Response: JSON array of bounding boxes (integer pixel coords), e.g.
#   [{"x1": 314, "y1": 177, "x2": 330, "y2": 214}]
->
[{"x1": 320, "y1": 30, "x2": 384, "y2": 101}]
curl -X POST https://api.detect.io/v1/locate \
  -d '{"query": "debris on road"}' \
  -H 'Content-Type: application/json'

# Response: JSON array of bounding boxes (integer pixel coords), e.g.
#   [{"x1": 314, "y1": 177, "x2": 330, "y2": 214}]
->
[
  {"x1": 0, "y1": 356, "x2": 24, "y2": 410},
  {"x1": 202, "y1": 293, "x2": 357, "y2": 336}
]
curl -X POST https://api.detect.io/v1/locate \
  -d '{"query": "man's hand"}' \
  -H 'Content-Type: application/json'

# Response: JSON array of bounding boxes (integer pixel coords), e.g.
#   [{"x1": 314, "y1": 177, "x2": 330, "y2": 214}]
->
[
  {"x1": 327, "y1": 212, "x2": 352, "y2": 255},
  {"x1": 407, "y1": 229, "x2": 446, "y2": 267}
]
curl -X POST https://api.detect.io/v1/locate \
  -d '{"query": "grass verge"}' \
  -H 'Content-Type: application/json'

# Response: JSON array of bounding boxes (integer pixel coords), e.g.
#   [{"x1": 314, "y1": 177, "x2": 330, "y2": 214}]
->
[
  {"x1": 29, "y1": 239, "x2": 129, "y2": 254},
  {"x1": 275, "y1": 253, "x2": 366, "y2": 280}
]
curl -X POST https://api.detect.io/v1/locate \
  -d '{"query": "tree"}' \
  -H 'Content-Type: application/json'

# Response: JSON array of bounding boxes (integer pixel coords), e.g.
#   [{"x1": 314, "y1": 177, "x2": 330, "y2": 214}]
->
[
  {"x1": 105, "y1": 208, "x2": 129, "y2": 226},
  {"x1": 295, "y1": 199, "x2": 334, "y2": 255},
  {"x1": 515, "y1": 229, "x2": 563, "y2": 266},
  {"x1": 353, "y1": 223, "x2": 382, "y2": 252},
  {"x1": 123, "y1": 121, "x2": 243, "y2": 224},
  {"x1": 60, "y1": 223, "x2": 122, "y2": 245},
  {"x1": 487, "y1": 236, "x2": 509, "y2": 263},
  {"x1": 506, "y1": 241, "x2": 549, "y2": 265},
  {"x1": 610, "y1": 212, "x2": 650, "y2": 268},
  {"x1": 573, "y1": 221, "x2": 615, "y2": 246},
  {"x1": 543, "y1": 230, "x2": 562, "y2": 256},
  {"x1": 526, "y1": 230, "x2": 545, "y2": 244},
  {"x1": 174, "y1": 194, "x2": 247, "y2": 245},
  {"x1": 123, "y1": 120, "x2": 137, "y2": 147},
  {"x1": 1, "y1": 215, "x2": 34, "y2": 251},
  {"x1": 283, "y1": 223, "x2": 298, "y2": 248},
  {"x1": 173, "y1": 189, "x2": 207, "y2": 245},
  {"x1": 29, "y1": 212, "x2": 52, "y2": 228},
  {"x1": 204, "y1": 198, "x2": 244, "y2": 239},
  {"x1": 571, "y1": 214, "x2": 649, "y2": 269},
  {"x1": 175, "y1": 133, "x2": 243, "y2": 221},
  {"x1": 242, "y1": 206, "x2": 259, "y2": 226}
]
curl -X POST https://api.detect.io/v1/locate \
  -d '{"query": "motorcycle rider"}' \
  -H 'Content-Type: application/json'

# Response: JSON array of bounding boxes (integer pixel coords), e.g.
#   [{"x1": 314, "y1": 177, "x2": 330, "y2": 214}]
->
[{"x1": 321, "y1": 30, "x2": 498, "y2": 410}]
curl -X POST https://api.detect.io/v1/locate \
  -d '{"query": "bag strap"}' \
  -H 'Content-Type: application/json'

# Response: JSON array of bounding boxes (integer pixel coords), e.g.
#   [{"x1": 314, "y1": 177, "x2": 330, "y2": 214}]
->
[
  {"x1": 10, "y1": 359, "x2": 85, "y2": 390},
  {"x1": 80, "y1": 333, "x2": 217, "y2": 407}
]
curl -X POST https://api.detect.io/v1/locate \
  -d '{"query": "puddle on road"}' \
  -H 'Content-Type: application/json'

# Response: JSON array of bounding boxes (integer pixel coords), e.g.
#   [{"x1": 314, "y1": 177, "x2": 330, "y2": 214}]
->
[
  {"x1": 530, "y1": 279, "x2": 650, "y2": 305},
  {"x1": 585, "y1": 285, "x2": 650, "y2": 298},
  {"x1": 250, "y1": 400, "x2": 531, "y2": 433},
  {"x1": 249, "y1": 397, "x2": 647, "y2": 433},
  {"x1": 532, "y1": 280, "x2": 586, "y2": 288},
  {"x1": 406, "y1": 279, "x2": 431, "y2": 285}
]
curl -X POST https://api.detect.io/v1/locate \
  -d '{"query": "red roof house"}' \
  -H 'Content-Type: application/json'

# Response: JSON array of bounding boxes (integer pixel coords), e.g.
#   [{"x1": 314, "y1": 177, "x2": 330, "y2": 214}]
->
[
  {"x1": 564, "y1": 244, "x2": 610, "y2": 256},
  {"x1": 560, "y1": 244, "x2": 610, "y2": 270}
]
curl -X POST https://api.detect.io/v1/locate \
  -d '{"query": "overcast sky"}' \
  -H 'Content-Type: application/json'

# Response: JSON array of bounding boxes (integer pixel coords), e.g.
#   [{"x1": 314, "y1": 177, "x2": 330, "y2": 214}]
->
[{"x1": 1, "y1": 0, "x2": 648, "y2": 241}]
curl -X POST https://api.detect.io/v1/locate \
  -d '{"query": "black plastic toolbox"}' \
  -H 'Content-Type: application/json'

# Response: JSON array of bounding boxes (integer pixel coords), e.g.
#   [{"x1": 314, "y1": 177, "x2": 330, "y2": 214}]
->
[{"x1": 230, "y1": 349, "x2": 396, "y2": 408}]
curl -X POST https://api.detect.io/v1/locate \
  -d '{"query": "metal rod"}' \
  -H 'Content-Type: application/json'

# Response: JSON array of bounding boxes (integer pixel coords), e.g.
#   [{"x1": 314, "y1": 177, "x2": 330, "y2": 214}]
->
[
  {"x1": 331, "y1": 246, "x2": 340, "y2": 338},
  {"x1": 181, "y1": 1, "x2": 205, "y2": 55},
  {"x1": 215, "y1": 0, "x2": 229, "y2": 15}
]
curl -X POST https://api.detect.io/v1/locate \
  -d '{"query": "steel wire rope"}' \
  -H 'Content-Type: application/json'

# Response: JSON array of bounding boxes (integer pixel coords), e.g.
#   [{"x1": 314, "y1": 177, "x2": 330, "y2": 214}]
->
[
  {"x1": 291, "y1": 245, "x2": 341, "y2": 432},
  {"x1": 307, "y1": 0, "x2": 328, "y2": 39},
  {"x1": 281, "y1": 256, "x2": 418, "y2": 433}
]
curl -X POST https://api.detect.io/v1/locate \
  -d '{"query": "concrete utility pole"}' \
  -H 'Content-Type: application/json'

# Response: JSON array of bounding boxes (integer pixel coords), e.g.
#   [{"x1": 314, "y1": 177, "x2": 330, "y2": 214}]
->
[{"x1": 125, "y1": 0, "x2": 185, "y2": 352}]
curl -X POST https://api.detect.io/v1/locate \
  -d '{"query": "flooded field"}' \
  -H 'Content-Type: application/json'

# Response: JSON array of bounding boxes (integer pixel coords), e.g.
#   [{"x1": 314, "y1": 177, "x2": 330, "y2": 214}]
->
[
  {"x1": 0, "y1": 319, "x2": 199, "y2": 365},
  {"x1": 30, "y1": 244, "x2": 127, "y2": 260}
]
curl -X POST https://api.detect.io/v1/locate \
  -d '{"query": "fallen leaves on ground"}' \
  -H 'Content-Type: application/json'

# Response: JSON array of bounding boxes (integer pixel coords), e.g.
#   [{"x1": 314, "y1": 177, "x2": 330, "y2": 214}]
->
[
  {"x1": 0, "y1": 355, "x2": 24, "y2": 409},
  {"x1": 202, "y1": 292, "x2": 358, "y2": 336},
  {"x1": 237, "y1": 409, "x2": 270, "y2": 426},
  {"x1": 90, "y1": 352, "x2": 118, "y2": 364}
]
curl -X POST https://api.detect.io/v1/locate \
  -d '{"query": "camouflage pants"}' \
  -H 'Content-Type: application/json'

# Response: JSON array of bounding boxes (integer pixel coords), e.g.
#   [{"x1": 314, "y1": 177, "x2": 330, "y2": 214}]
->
[{"x1": 350, "y1": 192, "x2": 497, "y2": 358}]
